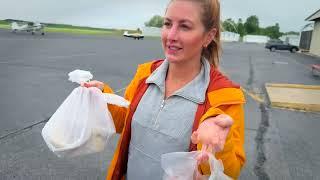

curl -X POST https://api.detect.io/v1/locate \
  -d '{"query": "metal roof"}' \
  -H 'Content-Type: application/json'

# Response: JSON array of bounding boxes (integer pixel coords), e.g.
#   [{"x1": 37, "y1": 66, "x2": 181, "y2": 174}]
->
[{"x1": 305, "y1": 9, "x2": 320, "y2": 21}]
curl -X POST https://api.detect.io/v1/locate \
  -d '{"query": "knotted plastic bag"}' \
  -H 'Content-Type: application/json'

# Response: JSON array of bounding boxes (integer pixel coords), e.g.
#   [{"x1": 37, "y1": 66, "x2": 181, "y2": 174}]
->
[
  {"x1": 67, "y1": 69, "x2": 93, "y2": 84},
  {"x1": 42, "y1": 70, "x2": 129, "y2": 157},
  {"x1": 161, "y1": 151, "x2": 232, "y2": 180}
]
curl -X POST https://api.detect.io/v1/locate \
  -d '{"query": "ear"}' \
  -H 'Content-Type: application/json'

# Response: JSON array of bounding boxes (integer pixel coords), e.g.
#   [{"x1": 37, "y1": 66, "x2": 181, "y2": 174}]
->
[{"x1": 204, "y1": 28, "x2": 217, "y2": 47}]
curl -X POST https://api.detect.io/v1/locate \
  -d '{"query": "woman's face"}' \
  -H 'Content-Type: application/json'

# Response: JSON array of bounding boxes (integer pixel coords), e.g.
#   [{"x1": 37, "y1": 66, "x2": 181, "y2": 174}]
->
[{"x1": 161, "y1": 0, "x2": 212, "y2": 64}]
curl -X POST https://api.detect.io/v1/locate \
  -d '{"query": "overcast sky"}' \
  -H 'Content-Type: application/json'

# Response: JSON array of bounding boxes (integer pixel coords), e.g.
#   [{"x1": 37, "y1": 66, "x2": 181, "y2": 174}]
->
[{"x1": 0, "y1": 0, "x2": 319, "y2": 32}]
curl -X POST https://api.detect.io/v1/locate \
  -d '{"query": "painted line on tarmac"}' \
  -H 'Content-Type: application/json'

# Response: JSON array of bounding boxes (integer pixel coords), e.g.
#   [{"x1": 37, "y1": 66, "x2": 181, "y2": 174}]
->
[
  {"x1": 266, "y1": 83, "x2": 320, "y2": 89},
  {"x1": 221, "y1": 66, "x2": 264, "y2": 104},
  {"x1": 241, "y1": 87, "x2": 264, "y2": 103}
]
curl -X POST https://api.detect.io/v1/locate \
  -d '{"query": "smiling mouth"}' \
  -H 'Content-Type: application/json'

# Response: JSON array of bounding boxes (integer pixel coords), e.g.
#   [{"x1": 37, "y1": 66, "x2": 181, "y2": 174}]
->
[{"x1": 167, "y1": 45, "x2": 182, "y2": 52}]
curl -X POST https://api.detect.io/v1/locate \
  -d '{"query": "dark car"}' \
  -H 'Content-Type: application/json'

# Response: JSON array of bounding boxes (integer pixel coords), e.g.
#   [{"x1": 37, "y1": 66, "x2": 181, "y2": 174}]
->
[{"x1": 265, "y1": 39, "x2": 299, "y2": 53}]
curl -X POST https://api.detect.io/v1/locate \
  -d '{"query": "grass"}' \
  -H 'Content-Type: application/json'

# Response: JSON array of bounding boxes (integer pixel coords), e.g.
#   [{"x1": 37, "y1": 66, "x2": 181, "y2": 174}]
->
[
  {"x1": 0, "y1": 24, "x2": 10, "y2": 29},
  {"x1": 0, "y1": 20, "x2": 140, "y2": 36},
  {"x1": 0, "y1": 20, "x2": 161, "y2": 39},
  {"x1": 45, "y1": 27, "x2": 123, "y2": 36}
]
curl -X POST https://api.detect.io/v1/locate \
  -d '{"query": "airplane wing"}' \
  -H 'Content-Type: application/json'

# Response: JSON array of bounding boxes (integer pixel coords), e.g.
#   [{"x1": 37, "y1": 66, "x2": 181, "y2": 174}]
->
[
  {"x1": 123, "y1": 31, "x2": 144, "y2": 40},
  {"x1": 11, "y1": 21, "x2": 45, "y2": 35}
]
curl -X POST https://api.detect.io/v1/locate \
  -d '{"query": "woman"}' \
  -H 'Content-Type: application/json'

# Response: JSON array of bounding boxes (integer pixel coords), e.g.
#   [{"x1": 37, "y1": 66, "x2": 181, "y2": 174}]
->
[{"x1": 83, "y1": 0, "x2": 245, "y2": 179}]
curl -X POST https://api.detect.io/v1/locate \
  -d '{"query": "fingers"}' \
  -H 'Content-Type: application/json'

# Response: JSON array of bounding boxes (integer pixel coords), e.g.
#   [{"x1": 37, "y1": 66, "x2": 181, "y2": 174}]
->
[
  {"x1": 191, "y1": 131, "x2": 199, "y2": 144},
  {"x1": 202, "y1": 143, "x2": 213, "y2": 153},
  {"x1": 196, "y1": 151, "x2": 209, "y2": 165},
  {"x1": 214, "y1": 114, "x2": 233, "y2": 128},
  {"x1": 80, "y1": 82, "x2": 90, "y2": 87},
  {"x1": 80, "y1": 80, "x2": 104, "y2": 90}
]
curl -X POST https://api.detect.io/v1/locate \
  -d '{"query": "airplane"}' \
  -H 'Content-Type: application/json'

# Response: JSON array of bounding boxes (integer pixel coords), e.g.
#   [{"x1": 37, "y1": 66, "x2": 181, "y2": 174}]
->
[
  {"x1": 11, "y1": 21, "x2": 45, "y2": 35},
  {"x1": 123, "y1": 31, "x2": 144, "y2": 40}
]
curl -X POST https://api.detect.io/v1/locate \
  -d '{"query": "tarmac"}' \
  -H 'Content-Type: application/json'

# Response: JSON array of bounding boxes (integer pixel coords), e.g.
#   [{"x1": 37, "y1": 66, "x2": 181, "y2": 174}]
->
[{"x1": 1, "y1": 29, "x2": 320, "y2": 180}]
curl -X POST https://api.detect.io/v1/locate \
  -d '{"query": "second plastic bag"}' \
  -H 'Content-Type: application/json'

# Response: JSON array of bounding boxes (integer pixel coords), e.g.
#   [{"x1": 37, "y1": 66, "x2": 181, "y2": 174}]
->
[
  {"x1": 161, "y1": 151, "x2": 232, "y2": 180},
  {"x1": 42, "y1": 86, "x2": 129, "y2": 157}
]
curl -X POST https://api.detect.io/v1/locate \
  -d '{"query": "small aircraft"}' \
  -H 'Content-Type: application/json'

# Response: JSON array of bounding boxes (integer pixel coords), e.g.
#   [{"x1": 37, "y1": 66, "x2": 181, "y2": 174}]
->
[
  {"x1": 11, "y1": 21, "x2": 45, "y2": 35},
  {"x1": 123, "y1": 31, "x2": 144, "y2": 40}
]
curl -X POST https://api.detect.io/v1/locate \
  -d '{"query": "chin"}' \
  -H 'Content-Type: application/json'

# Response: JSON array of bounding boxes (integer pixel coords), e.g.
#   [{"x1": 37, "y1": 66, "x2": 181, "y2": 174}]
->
[{"x1": 165, "y1": 54, "x2": 183, "y2": 63}]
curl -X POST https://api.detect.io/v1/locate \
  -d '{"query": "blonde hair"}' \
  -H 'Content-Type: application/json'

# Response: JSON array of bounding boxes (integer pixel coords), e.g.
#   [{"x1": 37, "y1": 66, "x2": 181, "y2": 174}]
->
[{"x1": 168, "y1": 0, "x2": 221, "y2": 68}]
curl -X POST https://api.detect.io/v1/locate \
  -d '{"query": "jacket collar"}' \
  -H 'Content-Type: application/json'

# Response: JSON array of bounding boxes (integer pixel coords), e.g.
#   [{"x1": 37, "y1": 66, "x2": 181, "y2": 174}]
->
[{"x1": 146, "y1": 58, "x2": 210, "y2": 104}]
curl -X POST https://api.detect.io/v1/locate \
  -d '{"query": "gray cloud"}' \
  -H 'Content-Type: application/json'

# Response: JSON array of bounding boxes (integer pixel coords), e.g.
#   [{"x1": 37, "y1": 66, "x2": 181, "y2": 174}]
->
[{"x1": 0, "y1": 0, "x2": 319, "y2": 31}]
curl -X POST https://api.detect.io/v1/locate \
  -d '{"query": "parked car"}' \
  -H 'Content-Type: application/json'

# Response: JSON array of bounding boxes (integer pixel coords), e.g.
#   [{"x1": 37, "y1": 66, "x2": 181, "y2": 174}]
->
[{"x1": 265, "y1": 39, "x2": 299, "y2": 53}]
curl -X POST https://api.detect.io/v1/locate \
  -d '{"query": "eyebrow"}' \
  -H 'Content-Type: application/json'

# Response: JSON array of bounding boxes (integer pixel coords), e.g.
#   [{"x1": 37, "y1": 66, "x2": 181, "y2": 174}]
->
[{"x1": 164, "y1": 17, "x2": 193, "y2": 24}]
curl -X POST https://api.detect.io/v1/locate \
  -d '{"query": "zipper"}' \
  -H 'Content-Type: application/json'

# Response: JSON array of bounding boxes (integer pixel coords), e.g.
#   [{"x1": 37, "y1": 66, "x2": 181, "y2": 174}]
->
[{"x1": 153, "y1": 99, "x2": 166, "y2": 128}]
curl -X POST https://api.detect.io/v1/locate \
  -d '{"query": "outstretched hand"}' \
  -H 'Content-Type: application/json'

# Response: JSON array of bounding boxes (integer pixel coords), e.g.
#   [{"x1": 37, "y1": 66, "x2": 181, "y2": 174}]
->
[
  {"x1": 191, "y1": 114, "x2": 233, "y2": 164},
  {"x1": 80, "y1": 80, "x2": 104, "y2": 91}
]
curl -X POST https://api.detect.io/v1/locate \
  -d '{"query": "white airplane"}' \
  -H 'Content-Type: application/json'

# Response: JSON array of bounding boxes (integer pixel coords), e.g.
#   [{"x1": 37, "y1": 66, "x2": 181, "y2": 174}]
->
[
  {"x1": 123, "y1": 31, "x2": 144, "y2": 40},
  {"x1": 11, "y1": 21, "x2": 45, "y2": 35}
]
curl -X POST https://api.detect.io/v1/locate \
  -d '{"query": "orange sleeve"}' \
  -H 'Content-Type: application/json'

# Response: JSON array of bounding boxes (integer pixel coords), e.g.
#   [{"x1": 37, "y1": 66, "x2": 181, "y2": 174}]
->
[
  {"x1": 102, "y1": 62, "x2": 152, "y2": 133},
  {"x1": 197, "y1": 104, "x2": 245, "y2": 179}
]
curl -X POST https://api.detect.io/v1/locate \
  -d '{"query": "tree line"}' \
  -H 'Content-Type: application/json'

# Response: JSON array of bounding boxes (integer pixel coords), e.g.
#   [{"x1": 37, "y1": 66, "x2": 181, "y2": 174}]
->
[{"x1": 145, "y1": 15, "x2": 299, "y2": 39}]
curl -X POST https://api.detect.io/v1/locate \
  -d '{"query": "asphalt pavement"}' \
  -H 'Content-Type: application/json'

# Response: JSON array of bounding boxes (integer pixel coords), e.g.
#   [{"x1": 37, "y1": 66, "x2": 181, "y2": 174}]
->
[{"x1": 0, "y1": 29, "x2": 320, "y2": 180}]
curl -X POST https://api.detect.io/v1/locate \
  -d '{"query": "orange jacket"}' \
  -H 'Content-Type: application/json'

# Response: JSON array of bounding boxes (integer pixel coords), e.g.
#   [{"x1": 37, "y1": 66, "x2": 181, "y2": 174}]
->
[{"x1": 103, "y1": 60, "x2": 246, "y2": 180}]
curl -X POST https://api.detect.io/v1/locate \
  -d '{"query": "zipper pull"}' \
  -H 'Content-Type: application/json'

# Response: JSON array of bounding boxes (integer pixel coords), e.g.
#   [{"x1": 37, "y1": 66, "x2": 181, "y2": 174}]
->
[{"x1": 160, "y1": 99, "x2": 165, "y2": 108}]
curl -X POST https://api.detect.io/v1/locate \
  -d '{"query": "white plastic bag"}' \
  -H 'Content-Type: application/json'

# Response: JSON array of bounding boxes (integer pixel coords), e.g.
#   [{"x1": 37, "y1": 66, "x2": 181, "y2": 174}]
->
[
  {"x1": 42, "y1": 86, "x2": 129, "y2": 157},
  {"x1": 42, "y1": 69, "x2": 129, "y2": 157},
  {"x1": 161, "y1": 151, "x2": 232, "y2": 180},
  {"x1": 68, "y1": 69, "x2": 93, "y2": 84}
]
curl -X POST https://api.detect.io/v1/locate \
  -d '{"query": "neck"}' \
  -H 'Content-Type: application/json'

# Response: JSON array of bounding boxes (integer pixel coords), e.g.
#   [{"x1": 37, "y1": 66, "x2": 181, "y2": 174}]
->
[{"x1": 166, "y1": 57, "x2": 202, "y2": 85}]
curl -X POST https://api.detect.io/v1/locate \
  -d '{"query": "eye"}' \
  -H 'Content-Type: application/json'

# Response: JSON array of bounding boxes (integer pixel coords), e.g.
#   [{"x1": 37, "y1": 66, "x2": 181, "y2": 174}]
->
[
  {"x1": 180, "y1": 24, "x2": 191, "y2": 30},
  {"x1": 163, "y1": 21, "x2": 172, "y2": 28}
]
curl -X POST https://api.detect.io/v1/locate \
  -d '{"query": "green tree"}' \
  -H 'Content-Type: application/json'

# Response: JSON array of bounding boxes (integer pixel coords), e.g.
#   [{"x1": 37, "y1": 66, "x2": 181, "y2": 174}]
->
[
  {"x1": 237, "y1": 18, "x2": 245, "y2": 37},
  {"x1": 263, "y1": 23, "x2": 282, "y2": 39},
  {"x1": 244, "y1": 15, "x2": 260, "y2": 34},
  {"x1": 145, "y1": 15, "x2": 163, "y2": 28},
  {"x1": 222, "y1": 18, "x2": 237, "y2": 33}
]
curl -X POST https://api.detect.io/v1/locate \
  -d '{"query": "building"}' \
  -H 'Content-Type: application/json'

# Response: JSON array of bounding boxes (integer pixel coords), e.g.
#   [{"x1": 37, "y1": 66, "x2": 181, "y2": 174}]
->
[
  {"x1": 221, "y1": 31, "x2": 240, "y2": 42},
  {"x1": 299, "y1": 23, "x2": 314, "y2": 51},
  {"x1": 305, "y1": 9, "x2": 320, "y2": 56},
  {"x1": 243, "y1": 35, "x2": 270, "y2": 44},
  {"x1": 280, "y1": 34, "x2": 300, "y2": 46}
]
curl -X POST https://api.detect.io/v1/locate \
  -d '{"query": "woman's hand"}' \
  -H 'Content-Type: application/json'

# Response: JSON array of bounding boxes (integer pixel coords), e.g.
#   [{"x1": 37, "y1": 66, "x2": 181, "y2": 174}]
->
[
  {"x1": 80, "y1": 80, "x2": 104, "y2": 91},
  {"x1": 191, "y1": 114, "x2": 233, "y2": 164}
]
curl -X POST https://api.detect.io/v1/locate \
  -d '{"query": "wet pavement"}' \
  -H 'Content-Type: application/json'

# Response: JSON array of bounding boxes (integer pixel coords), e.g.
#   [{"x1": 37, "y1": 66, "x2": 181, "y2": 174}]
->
[{"x1": 0, "y1": 29, "x2": 320, "y2": 179}]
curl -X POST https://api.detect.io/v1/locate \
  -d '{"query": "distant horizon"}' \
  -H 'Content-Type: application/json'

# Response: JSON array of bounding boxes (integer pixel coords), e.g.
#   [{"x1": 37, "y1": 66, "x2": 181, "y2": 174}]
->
[
  {"x1": 1, "y1": 17, "x2": 307, "y2": 33},
  {"x1": 1, "y1": 0, "x2": 319, "y2": 33}
]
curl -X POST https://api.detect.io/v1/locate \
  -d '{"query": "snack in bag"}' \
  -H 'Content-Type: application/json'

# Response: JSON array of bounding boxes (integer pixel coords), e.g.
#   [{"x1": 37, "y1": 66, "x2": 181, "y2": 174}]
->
[
  {"x1": 161, "y1": 151, "x2": 232, "y2": 180},
  {"x1": 42, "y1": 69, "x2": 129, "y2": 157}
]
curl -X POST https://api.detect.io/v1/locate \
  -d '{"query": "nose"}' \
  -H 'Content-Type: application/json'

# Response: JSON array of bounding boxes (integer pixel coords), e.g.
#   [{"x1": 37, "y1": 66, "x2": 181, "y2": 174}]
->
[{"x1": 167, "y1": 25, "x2": 178, "y2": 41}]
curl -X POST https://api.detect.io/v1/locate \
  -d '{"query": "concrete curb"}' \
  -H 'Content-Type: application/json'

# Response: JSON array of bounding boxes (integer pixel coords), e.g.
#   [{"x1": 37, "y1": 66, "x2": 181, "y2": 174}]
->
[
  {"x1": 265, "y1": 83, "x2": 320, "y2": 90},
  {"x1": 265, "y1": 83, "x2": 320, "y2": 112}
]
